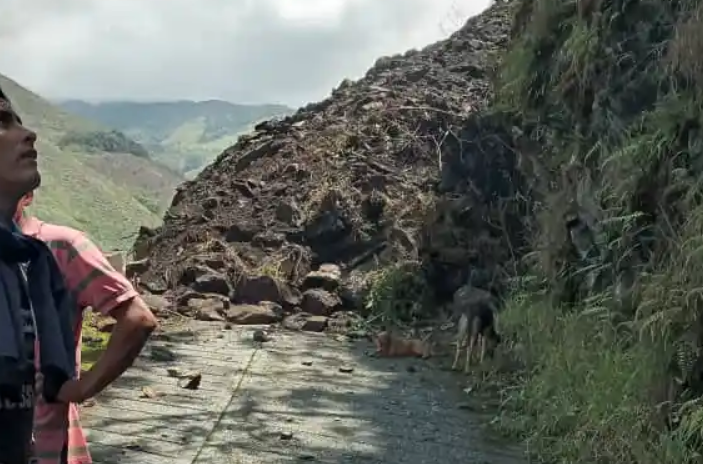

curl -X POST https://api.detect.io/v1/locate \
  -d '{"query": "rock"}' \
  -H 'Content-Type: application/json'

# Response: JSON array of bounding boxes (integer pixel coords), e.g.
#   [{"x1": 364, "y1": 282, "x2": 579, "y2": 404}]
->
[
  {"x1": 338, "y1": 271, "x2": 370, "y2": 310},
  {"x1": 177, "y1": 291, "x2": 229, "y2": 307},
  {"x1": 125, "y1": 258, "x2": 150, "y2": 278},
  {"x1": 188, "y1": 297, "x2": 227, "y2": 322},
  {"x1": 142, "y1": 279, "x2": 168, "y2": 295},
  {"x1": 252, "y1": 232, "x2": 286, "y2": 248},
  {"x1": 224, "y1": 223, "x2": 259, "y2": 242},
  {"x1": 226, "y1": 304, "x2": 282, "y2": 325},
  {"x1": 139, "y1": 386, "x2": 164, "y2": 398},
  {"x1": 167, "y1": 368, "x2": 184, "y2": 378},
  {"x1": 202, "y1": 196, "x2": 219, "y2": 209},
  {"x1": 302, "y1": 264, "x2": 342, "y2": 291},
  {"x1": 259, "y1": 300, "x2": 285, "y2": 316},
  {"x1": 191, "y1": 271, "x2": 231, "y2": 296},
  {"x1": 347, "y1": 329, "x2": 369, "y2": 340},
  {"x1": 195, "y1": 308, "x2": 225, "y2": 322},
  {"x1": 132, "y1": 225, "x2": 157, "y2": 261},
  {"x1": 200, "y1": 256, "x2": 227, "y2": 271},
  {"x1": 97, "y1": 319, "x2": 116, "y2": 333},
  {"x1": 339, "y1": 366, "x2": 355, "y2": 374},
  {"x1": 282, "y1": 314, "x2": 306, "y2": 331},
  {"x1": 275, "y1": 200, "x2": 301, "y2": 225},
  {"x1": 253, "y1": 329, "x2": 270, "y2": 342},
  {"x1": 302, "y1": 315, "x2": 328, "y2": 332},
  {"x1": 327, "y1": 311, "x2": 362, "y2": 333},
  {"x1": 300, "y1": 289, "x2": 341, "y2": 316},
  {"x1": 82, "y1": 334, "x2": 101, "y2": 344},
  {"x1": 179, "y1": 372, "x2": 202, "y2": 390},
  {"x1": 149, "y1": 346, "x2": 176, "y2": 362},
  {"x1": 141, "y1": 293, "x2": 170, "y2": 315},
  {"x1": 235, "y1": 275, "x2": 300, "y2": 307},
  {"x1": 282, "y1": 313, "x2": 328, "y2": 332},
  {"x1": 187, "y1": 296, "x2": 228, "y2": 311},
  {"x1": 279, "y1": 431, "x2": 294, "y2": 440}
]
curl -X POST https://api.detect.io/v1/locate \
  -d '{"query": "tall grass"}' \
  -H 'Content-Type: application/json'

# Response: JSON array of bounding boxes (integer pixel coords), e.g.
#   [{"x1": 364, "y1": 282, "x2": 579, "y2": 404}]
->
[
  {"x1": 487, "y1": 0, "x2": 703, "y2": 462},
  {"x1": 494, "y1": 295, "x2": 698, "y2": 463}
]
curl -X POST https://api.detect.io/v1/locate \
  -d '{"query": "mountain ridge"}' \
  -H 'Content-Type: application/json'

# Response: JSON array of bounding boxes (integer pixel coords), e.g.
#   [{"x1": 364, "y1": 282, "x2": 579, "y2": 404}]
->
[
  {"x1": 59, "y1": 99, "x2": 294, "y2": 176},
  {"x1": 0, "y1": 72, "x2": 182, "y2": 249}
]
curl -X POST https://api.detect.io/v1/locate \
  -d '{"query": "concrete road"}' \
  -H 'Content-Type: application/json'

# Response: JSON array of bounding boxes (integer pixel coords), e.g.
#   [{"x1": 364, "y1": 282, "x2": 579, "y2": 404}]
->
[{"x1": 80, "y1": 323, "x2": 525, "y2": 463}]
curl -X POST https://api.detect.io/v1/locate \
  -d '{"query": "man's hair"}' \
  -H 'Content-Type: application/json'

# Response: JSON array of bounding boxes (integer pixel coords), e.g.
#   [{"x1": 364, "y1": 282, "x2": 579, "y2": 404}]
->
[{"x1": 0, "y1": 84, "x2": 21, "y2": 124}]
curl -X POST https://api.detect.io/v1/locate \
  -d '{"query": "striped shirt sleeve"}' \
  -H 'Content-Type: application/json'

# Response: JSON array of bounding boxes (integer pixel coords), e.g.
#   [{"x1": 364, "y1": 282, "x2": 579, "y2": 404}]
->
[{"x1": 54, "y1": 234, "x2": 138, "y2": 316}]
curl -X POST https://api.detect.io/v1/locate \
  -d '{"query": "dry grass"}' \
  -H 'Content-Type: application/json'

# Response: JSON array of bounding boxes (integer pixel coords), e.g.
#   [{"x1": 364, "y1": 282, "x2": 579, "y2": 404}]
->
[{"x1": 666, "y1": 2, "x2": 703, "y2": 89}]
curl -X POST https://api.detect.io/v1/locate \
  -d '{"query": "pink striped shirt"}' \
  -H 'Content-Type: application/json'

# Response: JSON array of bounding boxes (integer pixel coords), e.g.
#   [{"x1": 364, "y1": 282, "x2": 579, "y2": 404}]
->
[{"x1": 21, "y1": 217, "x2": 139, "y2": 464}]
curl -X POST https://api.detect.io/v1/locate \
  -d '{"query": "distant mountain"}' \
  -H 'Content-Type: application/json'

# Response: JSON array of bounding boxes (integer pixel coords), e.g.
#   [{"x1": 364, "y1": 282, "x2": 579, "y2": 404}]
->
[
  {"x1": 0, "y1": 73, "x2": 183, "y2": 250},
  {"x1": 60, "y1": 99, "x2": 294, "y2": 176}
]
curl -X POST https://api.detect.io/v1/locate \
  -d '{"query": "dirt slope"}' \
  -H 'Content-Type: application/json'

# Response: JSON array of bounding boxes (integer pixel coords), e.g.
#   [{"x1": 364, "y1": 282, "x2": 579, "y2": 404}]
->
[
  {"x1": 132, "y1": 3, "x2": 515, "y2": 322},
  {"x1": 0, "y1": 73, "x2": 182, "y2": 250}
]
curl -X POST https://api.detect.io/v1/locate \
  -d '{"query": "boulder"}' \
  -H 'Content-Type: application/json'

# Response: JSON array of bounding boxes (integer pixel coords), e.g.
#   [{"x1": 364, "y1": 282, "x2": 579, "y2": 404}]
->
[
  {"x1": 235, "y1": 275, "x2": 300, "y2": 307},
  {"x1": 300, "y1": 289, "x2": 341, "y2": 316},
  {"x1": 302, "y1": 263, "x2": 342, "y2": 291},
  {"x1": 225, "y1": 304, "x2": 282, "y2": 325}
]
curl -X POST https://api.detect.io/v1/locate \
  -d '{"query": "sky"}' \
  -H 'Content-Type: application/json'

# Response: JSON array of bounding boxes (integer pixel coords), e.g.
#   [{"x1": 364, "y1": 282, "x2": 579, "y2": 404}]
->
[{"x1": 0, "y1": 0, "x2": 492, "y2": 107}]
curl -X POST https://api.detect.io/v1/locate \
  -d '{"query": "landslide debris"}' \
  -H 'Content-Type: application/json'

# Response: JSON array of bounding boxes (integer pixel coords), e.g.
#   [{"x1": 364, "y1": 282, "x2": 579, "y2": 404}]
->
[{"x1": 132, "y1": 2, "x2": 517, "y2": 328}]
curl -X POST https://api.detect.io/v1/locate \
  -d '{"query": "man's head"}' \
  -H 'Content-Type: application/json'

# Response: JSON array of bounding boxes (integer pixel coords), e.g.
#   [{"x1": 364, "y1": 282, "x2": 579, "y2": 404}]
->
[{"x1": 0, "y1": 86, "x2": 40, "y2": 204}]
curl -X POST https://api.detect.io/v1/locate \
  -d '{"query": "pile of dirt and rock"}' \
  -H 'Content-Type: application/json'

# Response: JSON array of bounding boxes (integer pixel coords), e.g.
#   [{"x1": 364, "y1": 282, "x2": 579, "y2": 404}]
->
[{"x1": 129, "y1": 2, "x2": 518, "y2": 331}]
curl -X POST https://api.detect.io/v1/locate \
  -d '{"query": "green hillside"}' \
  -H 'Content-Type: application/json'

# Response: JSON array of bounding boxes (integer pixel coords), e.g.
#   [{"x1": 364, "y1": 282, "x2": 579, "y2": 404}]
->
[
  {"x1": 0, "y1": 74, "x2": 183, "y2": 250},
  {"x1": 59, "y1": 99, "x2": 293, "y2": 176}
]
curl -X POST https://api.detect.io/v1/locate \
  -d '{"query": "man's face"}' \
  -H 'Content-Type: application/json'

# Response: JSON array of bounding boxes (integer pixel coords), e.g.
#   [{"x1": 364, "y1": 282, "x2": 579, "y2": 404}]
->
[{"x1": 0, "y1": 98, "x2": 39, "y2": 200}]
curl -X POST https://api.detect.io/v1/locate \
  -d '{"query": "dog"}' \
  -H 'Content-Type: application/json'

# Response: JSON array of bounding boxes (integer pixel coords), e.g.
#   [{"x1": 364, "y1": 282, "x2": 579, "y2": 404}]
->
[
  {"x1": 373, "y1": 330, "x2": 432, "y2": 359},
  {"x1": 451, "y1": 301, "x2": 501, "y2": 373}
]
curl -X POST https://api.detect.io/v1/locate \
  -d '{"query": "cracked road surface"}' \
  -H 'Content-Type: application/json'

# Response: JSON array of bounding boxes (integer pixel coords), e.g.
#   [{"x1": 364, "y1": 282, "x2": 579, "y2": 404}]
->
[{"x1": 81, "y1": 323, "x2": 525, "y2": 463}]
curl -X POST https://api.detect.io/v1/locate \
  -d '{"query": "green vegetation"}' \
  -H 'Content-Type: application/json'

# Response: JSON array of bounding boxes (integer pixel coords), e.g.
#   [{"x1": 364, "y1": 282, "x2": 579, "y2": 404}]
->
[
  {"x1": 1, "y1": 74, "x2": 183, "y2": 250},
  {"x1": 80, "y1": 312, "x2": 110, "y2": 371},
  {"x1": 58, "y1": 129, "x2": 150, "y2": 158},
  {"x1": 482, "y1": 0, "x2": 703, "y2": 462},
  {"x1": 365, "y1": 261, "x2": 430, "y2": 325},
  {"x1": 59, "y1": 99, "x2": 293, "y2": 176}
]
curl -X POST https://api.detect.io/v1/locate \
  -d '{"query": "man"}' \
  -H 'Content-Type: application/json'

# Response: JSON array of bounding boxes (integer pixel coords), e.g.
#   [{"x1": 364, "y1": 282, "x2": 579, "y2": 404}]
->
[
  {"x1": 0, "y1": 86, "x2": 76, "y2": 463},
  {"x1": 15, "y1": 191, "x2": 158, "y2": 463}
]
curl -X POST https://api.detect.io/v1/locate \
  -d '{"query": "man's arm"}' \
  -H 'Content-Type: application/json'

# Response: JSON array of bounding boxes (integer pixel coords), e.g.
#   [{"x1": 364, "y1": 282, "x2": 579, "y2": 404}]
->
[
  {"x1": 80, "y1": 296, "x2": 156, "y2": 399},
  {"x1": 57, "y1": 235, "x2": 157, "y2": 401}
]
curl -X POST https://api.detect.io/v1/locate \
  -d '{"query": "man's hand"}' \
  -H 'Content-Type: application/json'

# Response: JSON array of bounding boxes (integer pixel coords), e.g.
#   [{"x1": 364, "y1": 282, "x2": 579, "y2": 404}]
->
[{"x1": 56, "y1": 377, "x2": 92, "y2": 404}]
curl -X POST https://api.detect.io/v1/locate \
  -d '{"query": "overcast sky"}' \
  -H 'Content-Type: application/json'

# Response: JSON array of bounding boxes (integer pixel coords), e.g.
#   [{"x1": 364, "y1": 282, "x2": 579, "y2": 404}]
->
[{"x1": 0, "y1": 0, "x2": 492, "y2": 107}]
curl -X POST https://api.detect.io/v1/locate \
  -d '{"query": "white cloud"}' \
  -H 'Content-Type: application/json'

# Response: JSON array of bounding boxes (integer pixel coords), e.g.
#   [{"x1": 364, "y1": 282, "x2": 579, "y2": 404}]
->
[{"x1": 0, "y1": 0, "x2": 492, "y2": 106}]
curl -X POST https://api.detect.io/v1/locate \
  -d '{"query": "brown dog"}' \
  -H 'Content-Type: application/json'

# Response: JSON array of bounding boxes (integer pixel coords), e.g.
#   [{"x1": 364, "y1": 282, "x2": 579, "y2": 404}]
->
[
  {"x1": 373, "y1": 330, "x2": 432, "y2": 358},
  {"x1": 451, "y1": 301, "x2": 501, "y2": 373}
]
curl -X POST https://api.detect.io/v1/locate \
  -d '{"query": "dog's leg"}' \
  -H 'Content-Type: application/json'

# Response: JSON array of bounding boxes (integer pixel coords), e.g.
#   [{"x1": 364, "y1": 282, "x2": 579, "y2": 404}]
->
[
  {"x1": 452, "y1": 315, "x2": 468, "y2": 371},
  {"x1": 451, "y1": 336, "x2": 463, "y2": 370},
  {"x1": 464, "y1": 332, "x2": 476, "y2": 374},
  {"x1": 479, "y1": 335, "x2": 486, "y2": 364}
]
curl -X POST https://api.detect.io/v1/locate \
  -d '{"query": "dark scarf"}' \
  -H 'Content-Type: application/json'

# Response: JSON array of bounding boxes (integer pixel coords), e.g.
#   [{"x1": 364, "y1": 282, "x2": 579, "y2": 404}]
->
[{"x1": 0, "y1": 223, "x2": 75, "y2": 403}]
